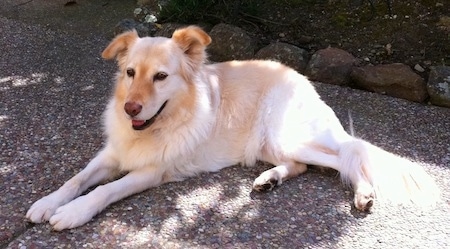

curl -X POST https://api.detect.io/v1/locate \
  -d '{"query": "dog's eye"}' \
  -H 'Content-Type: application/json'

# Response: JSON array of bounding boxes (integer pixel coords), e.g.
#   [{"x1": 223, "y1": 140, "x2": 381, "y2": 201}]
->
[
  {"x1": 153, "y1": 72, "x2": 168, "y2": 81},
  {"x1": 126, "y1": 68, "x2": 135, "y2": 77}
]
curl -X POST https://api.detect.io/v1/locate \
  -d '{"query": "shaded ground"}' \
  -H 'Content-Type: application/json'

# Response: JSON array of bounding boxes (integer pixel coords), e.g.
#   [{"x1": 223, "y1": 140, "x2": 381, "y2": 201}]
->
[
  {"x1": 0, "y1": 0, "x2": 134, "y2": 37},
  {"x1": 1, "y1": 0, "x2": 450, "y2": 248}
]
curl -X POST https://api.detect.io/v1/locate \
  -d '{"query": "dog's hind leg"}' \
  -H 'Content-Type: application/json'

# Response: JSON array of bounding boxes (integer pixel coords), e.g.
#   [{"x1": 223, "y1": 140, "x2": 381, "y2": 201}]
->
[
  {"x1": 253, "y1": 162, "x2": 307, "y2": 192},
  {"x1": 26, "y1": 147, "x2": 119, "y2": 224},
  {"x1": 253, "y1": 145, "x2": 342, "y2": 191},
  {"x1": 292, "y1": 144, "x2": 376, "y2": 211},
  {"x1": 253, "y1": 143, "x2": 375, "y2": 211}
]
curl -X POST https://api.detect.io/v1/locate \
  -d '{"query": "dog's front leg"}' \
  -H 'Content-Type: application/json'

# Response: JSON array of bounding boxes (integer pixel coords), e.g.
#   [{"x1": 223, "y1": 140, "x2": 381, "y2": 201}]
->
[
  {"x1": 48, "y1": 166, "x2": 163, "y2": 230},
  {"x1": 26, "y1": 148, "x2": 119, "y2": 224}
]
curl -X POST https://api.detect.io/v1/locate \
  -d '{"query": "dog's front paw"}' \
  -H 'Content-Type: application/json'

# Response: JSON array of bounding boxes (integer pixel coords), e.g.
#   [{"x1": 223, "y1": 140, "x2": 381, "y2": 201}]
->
[
  {"x1": 49, "y1": 196, "x2": 98, "y2": 231},
  {"x1": 253, "y1": 170, "x2": 281, "y2": 192},
  {"x1": 26, "y1": 196, "x2": 61, "y2": 223}
]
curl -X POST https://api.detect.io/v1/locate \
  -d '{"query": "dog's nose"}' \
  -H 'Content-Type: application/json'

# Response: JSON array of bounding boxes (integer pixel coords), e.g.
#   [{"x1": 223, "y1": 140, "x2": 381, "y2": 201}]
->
[{"x1": 124, "y1": 102, "x2": 142, "y2": 117}]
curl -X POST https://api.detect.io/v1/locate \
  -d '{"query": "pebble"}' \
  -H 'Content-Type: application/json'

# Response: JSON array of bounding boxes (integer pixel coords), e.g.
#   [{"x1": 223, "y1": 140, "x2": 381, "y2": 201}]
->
[{"x1": 414, "y1": 64, "x2": 425, "y2": 72}]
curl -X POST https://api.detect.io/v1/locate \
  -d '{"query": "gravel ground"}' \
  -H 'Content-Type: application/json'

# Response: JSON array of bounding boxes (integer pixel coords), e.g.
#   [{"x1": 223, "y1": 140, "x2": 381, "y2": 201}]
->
[{"x1": 1, "y1": 1, "x2": 450, "y2": 248}]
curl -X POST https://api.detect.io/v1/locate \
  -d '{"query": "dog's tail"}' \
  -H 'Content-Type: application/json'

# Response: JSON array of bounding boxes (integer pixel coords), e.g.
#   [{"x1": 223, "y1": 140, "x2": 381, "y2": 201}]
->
[{"x1": 338, "y1": 138, "x2": 440, "y2": 207}]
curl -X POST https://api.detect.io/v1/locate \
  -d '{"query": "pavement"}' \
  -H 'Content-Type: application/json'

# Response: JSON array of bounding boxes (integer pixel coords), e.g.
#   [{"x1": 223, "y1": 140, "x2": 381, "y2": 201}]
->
[{"x1": 1, "y1": 1, "x2": 450, "y2": 248}]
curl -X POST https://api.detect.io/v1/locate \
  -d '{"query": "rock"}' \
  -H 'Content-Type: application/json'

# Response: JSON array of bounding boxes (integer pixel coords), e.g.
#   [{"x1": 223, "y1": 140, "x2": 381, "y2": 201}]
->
[
  {"x1": 437, "y1": 16, "x2": 450, "y2": 32},
  {"x1": 414, "y1": 64, "x2": 425, "y2": 73},
  {"x1": 255, "y1": 42, "x2": 308, "y2": 73},
  {"x1": 114, "y1": 19, "x2": 158, "y2": 37},
  {"x1": 153, "y1": 23, "x2": 186, "y2": 38},
  {"x1": 351, "y1": 63, "x2": 428, "y2": 102},
  {"x1": 427, "y1": 66, "x2": 450, "y2": 108},
  {"x1": 297, "y1": 35, "x2": 314, "y2": 44},
  {"x1": 207, "y1": 23, "x2": 255, "y2": 62},
  {"x1": 114, "y1": 19, "x2": 139, "y2": 36},
  {"x1": 305, "y1": 47, "x2": 358, "y2": 86},
  {"x1": 134, "y1": 7, "x2": 158, "y2": 23},
  {"x1": 137, "y1": 0, "x2": 152, "y2": 5}
]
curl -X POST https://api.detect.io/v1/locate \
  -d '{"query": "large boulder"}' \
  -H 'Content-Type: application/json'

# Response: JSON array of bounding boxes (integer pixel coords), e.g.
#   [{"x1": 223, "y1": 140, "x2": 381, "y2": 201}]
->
[
  {"x1": 305, "y1": 47, "x2": 358, "y2": 86},
  {"x1": 350, "y1": 63, "x2": 428, "y2": 102},
  {"x1": 255, "y1": 42, "x2": 308, "y2": 73},
  {"x1": 207, "y1": 23, "x2": 256, "y2": 62},
  {"x1": 427, "y1": 66, "x2": 450, "y2": 108}
]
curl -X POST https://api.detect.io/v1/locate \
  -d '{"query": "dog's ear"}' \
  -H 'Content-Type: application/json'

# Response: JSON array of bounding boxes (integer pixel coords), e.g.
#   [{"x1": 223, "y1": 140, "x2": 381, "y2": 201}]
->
[
  {"x1": 172, "y1": 26, "x2": 211, "y2": 66},
  {"x1": 101, "y1": 30, "x2": 139, "y2": 61}
]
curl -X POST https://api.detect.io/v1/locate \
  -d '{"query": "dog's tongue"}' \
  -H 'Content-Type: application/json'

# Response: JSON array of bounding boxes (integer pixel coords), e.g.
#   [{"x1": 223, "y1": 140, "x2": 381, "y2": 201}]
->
[{"x1": 132, "y1": 120, "x2": 145, "y2": 127}]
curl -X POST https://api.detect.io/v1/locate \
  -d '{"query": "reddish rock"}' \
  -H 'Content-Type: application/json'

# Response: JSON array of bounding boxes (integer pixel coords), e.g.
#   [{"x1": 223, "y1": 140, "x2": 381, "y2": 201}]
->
[
  {"x1": 305, "y1": 47, "x2": 358, "y2": 86},
  {"x1": 350, "y1": 63, "x2": 428, "y2": 102}
]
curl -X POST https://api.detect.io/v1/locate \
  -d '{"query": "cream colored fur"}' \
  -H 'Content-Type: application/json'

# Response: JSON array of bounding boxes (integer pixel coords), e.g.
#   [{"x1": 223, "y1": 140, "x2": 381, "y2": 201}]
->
[{"x1": 26, "y1": 26, "x2": 440, "y2": 230}]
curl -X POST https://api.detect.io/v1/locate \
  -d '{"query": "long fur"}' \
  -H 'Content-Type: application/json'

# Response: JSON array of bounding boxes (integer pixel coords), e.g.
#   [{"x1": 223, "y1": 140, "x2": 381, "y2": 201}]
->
[
  {"x1": 26, "y1": 26, "x2": 440, "y2": 230},
  {"x1": 340, "y1": 139, "x2": 440, "y2": 205}
]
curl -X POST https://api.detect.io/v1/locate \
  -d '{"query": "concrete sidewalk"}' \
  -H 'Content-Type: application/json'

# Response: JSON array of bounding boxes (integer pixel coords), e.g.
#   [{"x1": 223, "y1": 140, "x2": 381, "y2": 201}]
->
[{"x1": 1, "y1": 1, "x2": 449, "y2": 248}]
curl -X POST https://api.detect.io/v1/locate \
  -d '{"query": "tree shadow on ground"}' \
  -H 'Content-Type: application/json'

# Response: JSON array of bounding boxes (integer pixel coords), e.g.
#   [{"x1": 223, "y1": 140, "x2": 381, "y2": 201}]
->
[{"x1": 78, "y1": 164, "x2": 358, "y2": 248}]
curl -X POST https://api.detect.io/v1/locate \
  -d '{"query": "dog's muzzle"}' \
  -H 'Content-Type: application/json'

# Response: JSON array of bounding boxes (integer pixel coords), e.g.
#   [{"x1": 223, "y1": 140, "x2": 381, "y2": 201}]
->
[{"x1": 131, "y1": 101, "x2": 168, "y2": 130}]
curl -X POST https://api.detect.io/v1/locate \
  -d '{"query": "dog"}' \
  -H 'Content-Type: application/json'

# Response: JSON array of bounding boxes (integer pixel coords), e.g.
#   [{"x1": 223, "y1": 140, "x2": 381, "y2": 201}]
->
[{"x1": 26, "y1": 26, "x2": 440, "y2": 230}]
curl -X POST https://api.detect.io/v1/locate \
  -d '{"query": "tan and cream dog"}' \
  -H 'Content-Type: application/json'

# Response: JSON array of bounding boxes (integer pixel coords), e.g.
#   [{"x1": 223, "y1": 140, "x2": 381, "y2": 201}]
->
[{"x1": 26, "y1": 26, "x2": 439, "y2": 230}]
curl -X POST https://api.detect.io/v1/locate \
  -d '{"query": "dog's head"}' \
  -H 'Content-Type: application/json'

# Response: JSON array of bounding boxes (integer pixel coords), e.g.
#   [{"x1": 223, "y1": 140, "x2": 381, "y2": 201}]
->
[{"x1": 102, "y1": 26, "x2": 211, "y2": 130}]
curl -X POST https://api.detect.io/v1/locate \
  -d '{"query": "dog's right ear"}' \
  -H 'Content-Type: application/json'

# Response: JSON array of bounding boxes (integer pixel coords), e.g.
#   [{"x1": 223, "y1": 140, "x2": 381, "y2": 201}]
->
[{"x1": 101, "y1": 30, "x2": 139, "y2": 61}]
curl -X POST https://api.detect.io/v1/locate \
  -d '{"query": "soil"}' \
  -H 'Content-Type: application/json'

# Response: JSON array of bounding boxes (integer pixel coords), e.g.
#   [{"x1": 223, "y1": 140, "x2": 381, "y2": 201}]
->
[{"x1": 237, "y1": 0, "x2": 449, "y2": 79}]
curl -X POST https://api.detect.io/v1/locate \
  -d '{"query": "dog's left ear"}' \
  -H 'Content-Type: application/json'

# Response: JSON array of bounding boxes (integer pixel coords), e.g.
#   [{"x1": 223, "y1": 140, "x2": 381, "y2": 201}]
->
[{"x1": 172, "y1": 26, "x2": 211, "y2": 66}]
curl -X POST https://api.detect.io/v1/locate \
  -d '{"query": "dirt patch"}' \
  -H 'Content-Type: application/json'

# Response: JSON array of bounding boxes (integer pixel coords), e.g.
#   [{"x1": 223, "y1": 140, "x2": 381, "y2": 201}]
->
[
  {"x1": 148, "y1": 0, "x2": 448, "y2": 80},
  {"x1": 238, "y1": 0, "x2": 449, "y2": 79}
]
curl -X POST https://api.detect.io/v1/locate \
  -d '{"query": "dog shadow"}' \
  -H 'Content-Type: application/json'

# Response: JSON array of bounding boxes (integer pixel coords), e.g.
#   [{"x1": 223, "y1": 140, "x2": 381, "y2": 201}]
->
[{"x1": 79, "y1": 162, "x2": 364, "y2": 247}]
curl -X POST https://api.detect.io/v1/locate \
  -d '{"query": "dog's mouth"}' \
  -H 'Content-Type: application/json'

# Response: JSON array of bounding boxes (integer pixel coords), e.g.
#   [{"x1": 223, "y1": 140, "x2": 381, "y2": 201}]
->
[{"x1": 131, "y1": 101, "x2": 168, "y2": 130}]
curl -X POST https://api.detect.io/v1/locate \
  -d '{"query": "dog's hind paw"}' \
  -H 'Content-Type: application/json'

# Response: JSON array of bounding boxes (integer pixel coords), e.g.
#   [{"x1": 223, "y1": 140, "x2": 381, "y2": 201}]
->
[
  {"x1": 253, "y1": 178, "x2": 278, "y2": 192},
  {"x1": 354, "y1": 185, "x2": 375, "y2": 211},
  {"x1": 252, "y1": 170, "x2": 281, "y2": 192}
]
